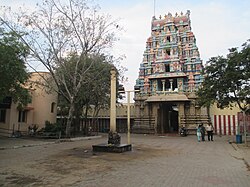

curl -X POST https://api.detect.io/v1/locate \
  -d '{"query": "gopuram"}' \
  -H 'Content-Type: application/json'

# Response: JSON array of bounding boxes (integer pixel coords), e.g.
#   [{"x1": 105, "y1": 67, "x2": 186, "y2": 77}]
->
[{"x1": 133, "y1": 11, "x2": 210, "y2": 134}]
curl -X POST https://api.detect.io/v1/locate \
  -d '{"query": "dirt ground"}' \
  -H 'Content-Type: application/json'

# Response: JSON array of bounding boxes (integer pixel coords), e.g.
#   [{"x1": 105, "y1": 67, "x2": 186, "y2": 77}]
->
[{"x1": 0, "y1": 136, "x2": 179, "y2": 187}]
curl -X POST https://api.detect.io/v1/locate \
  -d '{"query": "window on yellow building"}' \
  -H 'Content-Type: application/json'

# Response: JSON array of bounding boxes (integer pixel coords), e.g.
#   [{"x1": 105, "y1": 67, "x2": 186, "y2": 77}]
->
[
  {"x1": 51, "y1": 102, "x2": 56, "y2": 113},
  {"x1": 0, "y1": 109, "x2": 6, "y2": 123},
  {"x1": 18, "y1": 111, "x2": 27, "y2": 123}
]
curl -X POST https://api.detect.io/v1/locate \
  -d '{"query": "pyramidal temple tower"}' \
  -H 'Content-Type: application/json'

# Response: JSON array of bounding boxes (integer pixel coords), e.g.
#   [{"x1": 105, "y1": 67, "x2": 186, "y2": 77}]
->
[{"x1": 133, "y1": 11, "x2": 209, "y2": 134}]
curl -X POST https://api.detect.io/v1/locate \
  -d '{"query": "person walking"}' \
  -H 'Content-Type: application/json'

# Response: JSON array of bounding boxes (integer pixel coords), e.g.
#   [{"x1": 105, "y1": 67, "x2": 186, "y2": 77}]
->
[
  {"x1": 197, "y1": 124, "x2": 202, "y2": 142},
  {"x1": 200, "y1": 124, "x2": 206, "y2": 141},
  {"x1": 206, "y1": 123, "x2": 214, "y2": 141}
]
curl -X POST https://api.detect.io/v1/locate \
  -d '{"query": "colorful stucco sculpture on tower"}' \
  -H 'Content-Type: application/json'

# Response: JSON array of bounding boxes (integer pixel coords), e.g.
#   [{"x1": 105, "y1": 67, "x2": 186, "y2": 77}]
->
[{"x1": 133, "y1": 11, "x2": 209, "y2": 134}]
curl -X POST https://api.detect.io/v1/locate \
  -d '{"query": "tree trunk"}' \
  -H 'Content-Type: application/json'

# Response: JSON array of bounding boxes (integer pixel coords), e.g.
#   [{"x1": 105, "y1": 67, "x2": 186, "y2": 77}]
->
[
  {"x1": 74, "y1": 104, "x2": 81, "y2": 136},
  {"x1": 84, "y1": 104, "x2": 89, "y2": 135},
  {"x1": 66, "y1": 102, "x2": 74, "y2": 138}
]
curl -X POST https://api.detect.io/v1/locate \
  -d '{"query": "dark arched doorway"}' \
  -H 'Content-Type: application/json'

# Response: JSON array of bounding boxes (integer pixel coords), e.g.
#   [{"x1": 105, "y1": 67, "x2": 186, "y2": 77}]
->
[{"x1": 157, "y1": 103, "x2": 179, "y2": 134}]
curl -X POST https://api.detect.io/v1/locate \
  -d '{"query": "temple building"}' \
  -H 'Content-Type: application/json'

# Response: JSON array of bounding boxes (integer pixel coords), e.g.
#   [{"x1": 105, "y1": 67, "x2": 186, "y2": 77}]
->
[{"x1": 133, "y1": 10, "x2": 209, "y2": 134}]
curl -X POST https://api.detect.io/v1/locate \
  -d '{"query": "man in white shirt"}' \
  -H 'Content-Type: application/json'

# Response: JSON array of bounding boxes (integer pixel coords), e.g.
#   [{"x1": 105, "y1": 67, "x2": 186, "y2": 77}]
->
[{"x1": 206, "y1": 123, "x2": 214, "y2": 141}]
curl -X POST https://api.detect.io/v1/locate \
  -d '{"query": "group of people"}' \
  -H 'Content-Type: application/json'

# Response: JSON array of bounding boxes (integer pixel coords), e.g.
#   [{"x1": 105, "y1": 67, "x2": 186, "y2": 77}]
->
[{"x1": 196, "y1": 123, "x2": 214, "y2": 142}]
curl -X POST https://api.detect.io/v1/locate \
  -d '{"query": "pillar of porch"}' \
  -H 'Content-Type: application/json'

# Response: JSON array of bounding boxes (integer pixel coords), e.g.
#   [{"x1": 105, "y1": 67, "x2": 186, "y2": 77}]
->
[{"x1": 161, "y1": 79, "x2": 166, "y2": 94}]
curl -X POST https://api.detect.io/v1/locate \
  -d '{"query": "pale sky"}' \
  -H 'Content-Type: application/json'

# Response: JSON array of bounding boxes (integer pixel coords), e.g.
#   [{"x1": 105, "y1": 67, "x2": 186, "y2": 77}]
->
[{"x1": 1, "y1": 0, "x2": 250, "y2": 102}]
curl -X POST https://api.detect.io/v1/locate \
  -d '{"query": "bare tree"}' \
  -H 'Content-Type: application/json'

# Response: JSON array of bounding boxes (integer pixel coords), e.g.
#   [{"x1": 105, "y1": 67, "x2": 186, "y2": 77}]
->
[{"x1": 0, "y1": 0, "x2": 120, "y2": 137}]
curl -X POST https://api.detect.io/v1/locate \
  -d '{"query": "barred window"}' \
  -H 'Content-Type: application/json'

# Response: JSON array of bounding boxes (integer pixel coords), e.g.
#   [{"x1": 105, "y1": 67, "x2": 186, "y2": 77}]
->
[
  {"x1": 0, "y1": 109, "x2": 6, "y2": 123},
  {"x1": 18, "y1": 111, "x2": 27, "y2": 123}
]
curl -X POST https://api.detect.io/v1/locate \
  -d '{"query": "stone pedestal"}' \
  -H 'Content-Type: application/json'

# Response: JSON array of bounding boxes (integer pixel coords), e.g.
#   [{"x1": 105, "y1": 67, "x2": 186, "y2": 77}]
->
[
  {"x1": 92, "y1": 131, "x2": 132, "y2": 153},
  {"x1": 92, "y1": 144, "x2": 132, "y2": 153}
]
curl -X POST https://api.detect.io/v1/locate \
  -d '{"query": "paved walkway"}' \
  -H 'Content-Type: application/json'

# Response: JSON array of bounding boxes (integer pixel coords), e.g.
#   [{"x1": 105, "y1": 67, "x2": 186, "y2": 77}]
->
[{"x1": 0, "y1": 134, "x2": 249, "y2": 187}]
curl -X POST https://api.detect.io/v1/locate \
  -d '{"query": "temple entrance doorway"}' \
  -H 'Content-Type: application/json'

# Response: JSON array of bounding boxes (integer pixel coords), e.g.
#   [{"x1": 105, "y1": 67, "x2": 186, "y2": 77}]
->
[{"x1": 157, "y1": 103, "x2": 179, "y2": 134}]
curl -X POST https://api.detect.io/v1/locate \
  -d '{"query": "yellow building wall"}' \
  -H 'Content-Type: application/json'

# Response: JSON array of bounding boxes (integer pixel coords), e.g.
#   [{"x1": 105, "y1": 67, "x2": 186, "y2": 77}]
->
[
  {"x1": 210, "y1": 103, "x2": 241, "y2": 116},
  {"x1": 209, "y1": 103, "x2": 241, "y2": 135},
  {"x1": 0, "y1": 72, "x2": 58, "y2": 137},
  {"x1": 30, "y1": 72, "x2": 57, "y2": 127},
  {"x1": 94, "y1": 104, "x2": 135, "y2": 118}
]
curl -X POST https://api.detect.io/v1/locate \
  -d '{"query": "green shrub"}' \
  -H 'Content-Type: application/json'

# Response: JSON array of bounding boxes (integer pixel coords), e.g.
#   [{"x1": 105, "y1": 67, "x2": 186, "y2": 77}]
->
[{"x1": 44, "y1": 121, "x2": 63, "y2": 134}]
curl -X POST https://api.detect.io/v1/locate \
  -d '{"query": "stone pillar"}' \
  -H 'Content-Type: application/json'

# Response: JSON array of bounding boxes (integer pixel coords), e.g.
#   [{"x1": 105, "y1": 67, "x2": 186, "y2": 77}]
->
[
  {"x1": 110, "y1": 67, "x2": 116, "y2": 132},
  {"x1": 154, "y1": 103, "x2": 160, "y2": 134},
  {"x1": 178, "y1": 103, "x2": 185, "y2": 127},
  {"x1": 161, "y1": 79, "x2": 166, "y2": 94},
  {"x1": 190, "y1": 100, "x2": 195, "y2": 115},
  {"x1": 153, "y1": 80, "x2": 157, "y2": 93},
  {"x1": 127, "y1": 91, "x2": 131, "y2": 144},
  {"x1": 169, "y1": 79, "x2": 173, "y2": 91},
  {"x1": 178, "y1": 103, "x2": 185, "y2": 116},
  {"x1": 156, "y1": 80, "x2": 158, "y2": 92}
]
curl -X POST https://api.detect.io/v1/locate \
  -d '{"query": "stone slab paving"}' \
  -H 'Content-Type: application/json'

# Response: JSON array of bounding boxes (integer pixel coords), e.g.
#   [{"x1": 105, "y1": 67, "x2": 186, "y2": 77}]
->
[
  {"x1": 0, "y1": 134, "x2": 249, "y2": 187},
  {"x1": 77, "y1": 134, "x2": 250, "y2": 187}
]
